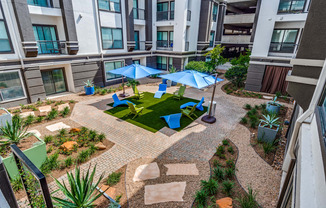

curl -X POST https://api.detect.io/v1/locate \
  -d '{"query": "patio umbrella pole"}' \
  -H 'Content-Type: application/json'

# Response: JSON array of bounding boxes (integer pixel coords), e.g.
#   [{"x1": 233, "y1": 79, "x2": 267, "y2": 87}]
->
[
  {"x1": 119, "y1": 76, "x2": 129, "y2": 97},
  {"x1": 201, "y1": 73, "x2": 218, "y2": 124}
]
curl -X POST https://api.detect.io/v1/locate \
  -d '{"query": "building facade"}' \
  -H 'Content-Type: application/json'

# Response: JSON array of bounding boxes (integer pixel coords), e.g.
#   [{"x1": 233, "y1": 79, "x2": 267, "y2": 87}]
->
[
  {"x1": 245, "y1": 0, "x2": 311, "y2": 94},
  {"x1": 0, "y1": 0, "x2": 224, "y2": 108}
]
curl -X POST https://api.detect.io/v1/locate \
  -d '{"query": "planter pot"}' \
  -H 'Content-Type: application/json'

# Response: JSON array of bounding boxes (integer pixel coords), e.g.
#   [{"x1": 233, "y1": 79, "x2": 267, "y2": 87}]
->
[
  {"x1": 171, "y1": 81, "x2": 177, "y2": 86},
  {"x1": 166, "y1": 80, "x2": 172, "y2": 87},
  {"x1": 84, "y1": 86, "x2": 95, "y2": 95},
  {"x1": 258, "y1": 122, "x2": 279, "y2": 144},
  {"x1": 0, "y1": 108, "x2": 12, "y2": 130},
  {"x1": 1, "y1": 135, "x2": 47, "y2": 179},
  {"x1": 266, "y1": 102, "x2": 280, "y2": 114}
]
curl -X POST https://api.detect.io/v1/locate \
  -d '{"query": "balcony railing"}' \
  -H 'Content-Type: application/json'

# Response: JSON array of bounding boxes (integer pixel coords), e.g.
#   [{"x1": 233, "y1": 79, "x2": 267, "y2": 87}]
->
[
  {"x1": 187, "y1": 10, "x2": 191, "y2": 21},
  {"x1": 156, "y1": 11, "x2": 174, "y2": 21},
  {"x1": 36, "y1": 40, "x2": 66, "y2": 55},
  {"x1": 185, "y1": 41, "x2": 189, "y2": 51},
  {"x1": 157, "y1": 40, "x2": 173, "y2": 50},
  {"x1": 134, "y1": 41, "x2": 146, "y2": 50},
  {"x1": 269, "y1": 43, "x2": 298, "y2": 53},
  {"x1": 133, "y1": 8, "x2": 145, "y2": 20},
  {"x1": 27, "y1": 0, "x2": 60, "y2": 8}
]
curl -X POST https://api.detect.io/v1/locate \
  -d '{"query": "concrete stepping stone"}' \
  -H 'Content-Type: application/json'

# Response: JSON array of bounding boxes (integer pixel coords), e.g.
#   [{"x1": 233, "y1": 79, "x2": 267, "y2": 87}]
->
[
  {"x1": 27, "y1": 130, "x2": 41, "y2": 138},
  {"x1": 99, "y1": 185, "x2": 117, "y2": 199},
  {"x1": 144, "y1": 182, "x2": 186, "y2": 205},
  {"x1": 46, "y1": 122, "x2": 71, "y2": 132},
  {"x1": 57, "y1": 103, "x2": 70, "y2": 111},
  {"x1": 133, "y1": 162, "x2": 160, "y2": 182},
  {"x1": 164, "y1": 164, "x2": 199, "y2": 176},
  {"x1": 20, "y1": 112, "x2": 35, "y2": 118},
  {"x1": 39, "y1": 105, "x2": 51, "y2": 116}
]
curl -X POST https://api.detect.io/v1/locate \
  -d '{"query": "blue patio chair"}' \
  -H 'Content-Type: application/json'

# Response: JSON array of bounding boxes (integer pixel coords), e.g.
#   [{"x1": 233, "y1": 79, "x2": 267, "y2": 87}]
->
[
  {"x1": 154, "y1": 84, "x2": 167, "y2": 98},
  {"x1": 160, "y1": 113, "x2": 182, "y2": 129},
  {"x1": 112, "y1": 93, "x2": 133, "y2": 107},
  {"x1": 180, "y1": 97, "x2": 205, "y2": 111}
]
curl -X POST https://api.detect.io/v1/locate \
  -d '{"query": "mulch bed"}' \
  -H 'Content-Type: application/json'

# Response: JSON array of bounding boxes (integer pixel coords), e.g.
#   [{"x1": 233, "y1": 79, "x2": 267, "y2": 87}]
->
[{"x1": 0, "y1": 135, "x2": 40, "y2": 158}]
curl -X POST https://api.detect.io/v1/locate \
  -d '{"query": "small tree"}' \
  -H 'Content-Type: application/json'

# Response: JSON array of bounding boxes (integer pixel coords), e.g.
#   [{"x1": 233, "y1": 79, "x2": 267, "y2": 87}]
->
[{"x1": 205, "y1": 45, "x2": 228, "y2": 74}]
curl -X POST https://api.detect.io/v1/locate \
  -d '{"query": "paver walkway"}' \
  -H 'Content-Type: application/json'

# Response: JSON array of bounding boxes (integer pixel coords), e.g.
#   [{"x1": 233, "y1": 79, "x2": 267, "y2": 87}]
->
[{"x1": 18, "y1": 79, "x2": 292, "y2": 207}]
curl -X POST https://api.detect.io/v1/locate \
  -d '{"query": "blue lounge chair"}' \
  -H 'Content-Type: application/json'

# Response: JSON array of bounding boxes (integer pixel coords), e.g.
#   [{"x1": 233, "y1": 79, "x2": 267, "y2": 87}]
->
[
  {"x1": 112, "y1": 93, "x2": 133, "y2": 107},
  {"x1": 180, "y1": 97, "x2": 205, "y2": 111},
  {"x1": 154, "y1": 84, "x2": 167, "y2": 98},
  {"x1": 160, "y1": 113, "x2": 182, "y2": 129}
]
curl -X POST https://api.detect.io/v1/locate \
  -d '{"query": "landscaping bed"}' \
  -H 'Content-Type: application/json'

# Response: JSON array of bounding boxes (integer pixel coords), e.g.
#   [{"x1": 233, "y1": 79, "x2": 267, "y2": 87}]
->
[
  {"x1": 105, "y1": 92, "x2": 207, "y2": 132},
  {"x1": 0, "y1": 134, "x2": 39, "y2": 159},
  {"x1": 193, "y1": 139, "x2": 259, "y2": 208},
  {"x1": 240, "y1": 103, "x2": 289, "y2": 166}
]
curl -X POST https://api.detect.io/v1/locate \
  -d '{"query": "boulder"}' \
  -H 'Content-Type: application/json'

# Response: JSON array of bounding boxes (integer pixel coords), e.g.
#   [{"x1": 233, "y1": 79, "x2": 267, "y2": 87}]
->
[
  {"x1": 95, "y1": 142, "x2": 106, "y2": 150},
  {"x1": 216, "y1": 197, "x2": 232, "y2": 208},
  {"x1": 60, "y1": 141, "x2": 78, "y2": 152},
  {"x1": 70, "y1": 128, "x2": 81, "y2": 133},
  {"x1": 39, "y1": 105, "x2": 51, "y2": 116},
  {"x1": 58, "y1": 103, "x2": 70, "y2": 111}
]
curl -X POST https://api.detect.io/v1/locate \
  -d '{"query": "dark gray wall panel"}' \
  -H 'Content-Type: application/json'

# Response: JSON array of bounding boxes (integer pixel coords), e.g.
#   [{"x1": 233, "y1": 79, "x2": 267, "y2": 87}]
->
[
  {"x1": 72, "y1": 62, "x2": 103, "y2": 90},
  {"x1": 23, "y1": 67, "x2": 46, "y2": 102},
  {"x1": 172, "y1": 58, "x2": 182, "y2": 70},
  {"x1": 146, "y1": 56, "x2": 156, "y2": 68},
  {"x1": 145, "y1": 0, "x2": 152, "y2": 50},
  {"x1": 287, "y1": 82, "x2": 315, "y2": 110},
  {"x1": 291, "y1": 65, "x2": 322, "y2": 79},
  {"x1": 244, "y1": 64, "x2": 266, "y2": 92},
  {"x1": 125, "y1": 0, "x2": 135, "y2": 51},
  {"x1": 1, "y1": 98, "x2": 28, "y2": 109}
]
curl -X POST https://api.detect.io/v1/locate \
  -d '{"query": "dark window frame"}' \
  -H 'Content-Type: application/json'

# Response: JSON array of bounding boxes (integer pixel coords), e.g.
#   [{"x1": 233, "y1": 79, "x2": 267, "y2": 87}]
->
[
  {"x1": 156, "y1": 56, "x2": 167, "y2": 70},
  {"x1": 98, "y1": 0, "x2": 122, "y2": 14},
  {"x1": 100, "y1": 27, "x2": 124, "y2": 50},
  {"x1": 277, "y1": 0, "x2": 308, "y2": 14},
  {"x1": 269, "y1": 28, "x2": 299, "y2": 53},
  {"x1": 0, "y1": 2, "x2": 14, "y2": 54}
]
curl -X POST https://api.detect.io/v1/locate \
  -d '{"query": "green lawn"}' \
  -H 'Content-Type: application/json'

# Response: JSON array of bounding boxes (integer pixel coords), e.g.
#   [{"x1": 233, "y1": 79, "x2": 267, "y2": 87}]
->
[{"x1": 105, "y1": 92, "x2": 207, "y2": 132}]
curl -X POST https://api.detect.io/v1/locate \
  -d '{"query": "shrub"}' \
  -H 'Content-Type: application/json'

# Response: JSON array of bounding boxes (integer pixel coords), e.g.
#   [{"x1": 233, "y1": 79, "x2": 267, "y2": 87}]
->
[
  {"x1": 46, "y1": 146, "x2": 53, "y2": 153},
  {"x1": 24, "y1": 114, "x2": 35, "y2": 126},
  {"x1": 36, "y1": 116, "x2": 44, "y2": 123},
  {"x1": 77, "y1": 150, "x2": 90, "y2": 164},
  {"x1": 55, "y1": 100, "x2": 64, "y2": 106},
  {"x1": 222, "y1": 180, "x2": 234, "y2": 196},
  {"x1": 219, "y1": 154, "x2": 226, "y2": 159},
  {"x1": 216, "y1": 145, "x2": 225, "y2": 154},
  {"x1": 240, "y1": 117, "x2": 248, "y2": 124},
  {"x1": 88, "y1": 144, "x2": 98, "y2": 155},
  {"x1": 236, "y1": 186, "x2": 259, "y2": 208},
  {"x1": 59, "y1": 128, "x2": 67, "y2": 137},
  {"x1": 88, "y1": 130, "x2": 97, "y2": 141},
  {"x1": 260, "y1": 103, "x2": 267, "y2": 109},
  {"x1": 40, "y1": 153, "x2": 59, "y2": 175},
  {"x1": 225, "y1": 168, "x2": 235, "y2": 178},
  {"x1": 254, "y1": 105, "x2": 260, "y2": 110},
  {"x1": 213, "y1": 167, "x2": 224, "y2": 181},
  {"x1": 47, "y1": 109, "x2": 58, "y2": 120},
  {"x1": 64, "y1": 157, "x2": 73, "y2": 167},
  {"x1": 250, "y1": 108, "x2": 258, "y2": 115},
  {"x1": 226, "y1": 159, "x2": 235, "y2": 170},
  {"x1": 69, "y1": 100, "x2": 75, "y2": 104},
  {"x1": 244, "y1": 104, "x2": 251, "y2": 110},
  {"x1": 228, "y1": 146, "x2": 234, "y2": 154},
  {"x1": 81, "y1": 127, "x2": 89, "y2": 135},
  {"x1": 11, "y1": 177, "x2": 23, "y2": 192},
  {"x1": 258, "y1": 95, "x2": 262, "y2": 99},
  {"x1": 213, "y1": 159, "x2": 221, "y2": 167},
  {"x1": 185, "y1": 61, "x2": 210, "y2": 73},
  {"x1": 225, "y1": 65, "x2": 248, "y2": 87},
  {"x1": 222, "y1": 139, "x2": 229, "y2": 146},
  {"x1": 275, "y1": 91, "x2": 282, "y2": 98},
  {"x1": 262, "y1": 142, "x2": 276, "y2": 156},
  {"x1": 60, "y1": 107, "x2": 70, "y2": 118},
  {"x1": 194, "y1": 189, "x2": 208, "y2": 207},
  {"x1": 98, "y1": 133, "x2": 105, "y2": 142},
  {"x1": 107, "y1": 172, "x2": 122, "y2": 186},
  {"x1": 201, "y1": 178, "x2": 219, "y2": 195}
]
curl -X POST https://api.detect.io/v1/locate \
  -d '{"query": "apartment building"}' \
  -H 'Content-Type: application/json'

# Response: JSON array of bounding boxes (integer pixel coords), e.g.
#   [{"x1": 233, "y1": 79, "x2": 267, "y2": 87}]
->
[
  {"x1": 0, "y1": 0, "x2": 224, "y2": 108},
  {"x1": 245, "y1": 0, "x2": 311, "y2": 94},
  {"x1": 277, "y1": 0, "x2": 326, "y2": 207},
  {"x1": 221, "y1": 0, "x2": 257, "y2": 58}
]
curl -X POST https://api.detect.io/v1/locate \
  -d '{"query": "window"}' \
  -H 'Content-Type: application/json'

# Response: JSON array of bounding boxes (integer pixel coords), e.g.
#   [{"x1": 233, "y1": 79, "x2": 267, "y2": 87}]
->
[
  {"x1": 0, "y1": 71, "x2": 25, "y2": 102},
  {"x1": 133, "y1": 0, "x2": 138, "y2": 19},
  {"x1": 101, "y1": 27, "x2": 123, "y2": 49},
  {"x1": 157, "y1": 1, "x2": 174, "y2": 21},
  {"x1": 278, "y1": 0, "x2": 306, "y2": 13},
  {"x1": 269, "y1": 29, "x2": 298, "y2": 53},
  {"x1": 212, "y1": 4, "x2": 218, "y2": 22},
  {"x1": 157, "y1": 31, "x2": 173, "y2": 49},
  {"x1": 33, "y1": 25, "x2": 59, "y2": 54},
  {"x1": 169, "y1": 57, "x2": 173, "y2": 69},
  {"x1": 0, "y1": 17, "x2": 12, "y2": 53},
  {"x1": 98, "y1": 0, "x2": 121, "y2": 12},
  {"x1": 27, "y1": 0, "x2": 50, "y2": 7},
  {"x1": 157, "y1": 56, "x2": 167, "y2": 70},
  {"x1": 104, "y1": 61, "x2": 123, "y2": 81},
  {"x1": 209, "y1": 31, "x2": 215, "y2": 47},
  {"x1": 170, "y1": 1, "x2": 175, "y2": 20}
]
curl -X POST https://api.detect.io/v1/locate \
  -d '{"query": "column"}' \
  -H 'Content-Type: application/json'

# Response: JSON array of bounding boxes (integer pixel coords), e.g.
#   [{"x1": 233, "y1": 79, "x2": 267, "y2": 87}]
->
[
  {"x1": 215, "y1": 1, "x2": 226, "y2": 45},
  {"x1": 125, "y1": 0, "x2": 135, "y2": 52},
  {"x1": 197, "y1": 0, "x2": 213, "y2": 50},
  {"x1": 145, "y1": 0, "x2": 152, "y2": 50}
]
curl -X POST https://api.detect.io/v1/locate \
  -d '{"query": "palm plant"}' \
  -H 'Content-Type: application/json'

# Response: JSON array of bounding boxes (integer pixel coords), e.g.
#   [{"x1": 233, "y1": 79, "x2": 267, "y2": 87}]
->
[
  {"x1": 52, "y1": 165, "x2": 105, "y2": 208},
  {"x1": 0, "y1": 117, "x2": 31, "y2": 145},
  {"x1": 260, "y1": 114, "x2": 280, "y2": 129},
  {"x1": 84, "y1": 80, "x2": 94, "y2": 88}
]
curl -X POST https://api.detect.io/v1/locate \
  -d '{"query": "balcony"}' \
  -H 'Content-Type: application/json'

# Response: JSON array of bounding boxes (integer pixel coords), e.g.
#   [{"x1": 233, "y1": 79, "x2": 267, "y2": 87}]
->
[
  {"x1": 28, "y1": 0, "x2": 61, "y2": 17},
  {"x1": 134, "y1": 41, "x2": 146, "y2": 51},
  {"x1": 269, "y1": 43, "x2": 298, "y2": 54},
  {"x1": 224, "y1": 13, "x2": 255, "y2": 24},
  {"x1": 133, "y1": 8, "x2": 145, "y2": 20},
  {"x1": 157, "y1": 11, "x2": 174, "y2": 21},
  {"x1": 187, "y1": 10, "x2": 191, "y2": 21},
  {"x1": 157, "y1": 41, "x2": 173, "y2": 50},
  {"x1": 36, "y1": 40, "x2": 67, "y2": 55},
  {"x1": 221, "y1": 35, "x2": 251, "y2": 44}
]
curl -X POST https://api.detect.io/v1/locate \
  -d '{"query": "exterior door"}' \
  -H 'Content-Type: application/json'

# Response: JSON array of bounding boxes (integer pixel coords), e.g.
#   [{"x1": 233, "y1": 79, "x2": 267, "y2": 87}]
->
[
  {"x1": 134, "y1": 31, "x2": 139, "y2": 50},
  {"x1": 41, "y1": 69, "x2": 67, "y2": 95}
]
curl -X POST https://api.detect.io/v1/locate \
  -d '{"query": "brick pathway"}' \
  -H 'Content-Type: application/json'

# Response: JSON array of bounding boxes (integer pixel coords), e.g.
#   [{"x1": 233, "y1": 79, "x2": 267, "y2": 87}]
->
[{"x1": 18, "y1": 80, "x2": 292, "y2": 207}]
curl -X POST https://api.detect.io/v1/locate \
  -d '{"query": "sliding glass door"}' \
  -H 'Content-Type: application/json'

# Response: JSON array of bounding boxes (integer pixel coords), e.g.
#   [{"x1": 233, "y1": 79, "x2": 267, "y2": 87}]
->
[
  {"x1": 33, "y1": 25, "x2": 59, "y2": 54},
  {"x1": 41, "y1": 69, "x2": 67, "y2": 95}
]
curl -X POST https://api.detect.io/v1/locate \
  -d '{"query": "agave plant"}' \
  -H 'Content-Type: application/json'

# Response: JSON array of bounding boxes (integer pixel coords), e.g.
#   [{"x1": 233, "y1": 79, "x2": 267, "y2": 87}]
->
[
  {"x1": 84, "y1": 80, "x2": 94, "y2": 88},
  {"x1": 260, "y1": 114, "x2": 280, "y2": 129},
  {"x1": 269, "y1": 96, "x2": 281, "y2": 106},
  {"x1": 0, "y1": 117, "x2": 31, "y2": 145},
  {"x1": 52, "y1": 165, "x2": 105, "y2": 208}
]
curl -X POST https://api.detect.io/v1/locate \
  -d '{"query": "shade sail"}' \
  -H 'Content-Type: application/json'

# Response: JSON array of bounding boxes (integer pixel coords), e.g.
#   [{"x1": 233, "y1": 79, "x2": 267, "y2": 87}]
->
[
  {"x1": 109, "y1": 64, "x2": 162, "y2": 79},
  {"x1": 160, "y1": 70, "x2": 223, "y2": 89}
]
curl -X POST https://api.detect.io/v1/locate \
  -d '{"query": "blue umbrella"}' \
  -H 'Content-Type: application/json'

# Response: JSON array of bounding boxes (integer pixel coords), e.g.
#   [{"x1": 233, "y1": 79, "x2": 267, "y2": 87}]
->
[
  {"x1": 109, "y1": 64, "x2": 162, "y2": 97},
  {"x1": 160, "y1": 70, "x2": 223, "y2": 89}
]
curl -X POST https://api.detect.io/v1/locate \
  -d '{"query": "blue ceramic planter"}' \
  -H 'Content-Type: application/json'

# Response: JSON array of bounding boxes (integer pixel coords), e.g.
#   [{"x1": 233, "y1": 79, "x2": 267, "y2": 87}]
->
[
  {"x1": 84, "y1": 86, "x2": 95, "y2": 95},
  {"x1": 258, "y1": 122, "x2": 279, "y2": 144},
  {"x1": 266, "y1": 102, "x2": 280, "y2": 115}
]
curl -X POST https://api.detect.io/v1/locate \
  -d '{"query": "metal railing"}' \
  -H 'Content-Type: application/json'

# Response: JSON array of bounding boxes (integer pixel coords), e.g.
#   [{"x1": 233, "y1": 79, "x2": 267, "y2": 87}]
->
[
  {"x1": 185, "y1": 41, "x2": 189, "y2": 51},
  {"x1": 36, "y1": 40, "x2": 66, "y2": 55},
  {"x1": 133, "y1": 8, "x2": 145, "y2": 20},
  {"x1": 134, "y1": 41, "x2": 146, "y2": 50},
  {"x1": 157, "y1": 40, "x2": 173, "y2": 50},
  {"x1": 187, "y1": 10, "x2": 191, "y2": 21},
  {"x1": 156, "y1": 11, "x2": 174, "y2": 21},
  {"x1": 269, "y1": 43, "x2": 298, "y2": 53}
]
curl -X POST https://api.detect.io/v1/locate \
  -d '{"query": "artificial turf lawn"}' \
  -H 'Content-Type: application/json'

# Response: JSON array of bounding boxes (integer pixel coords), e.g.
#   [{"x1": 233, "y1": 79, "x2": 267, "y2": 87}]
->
[{"x1": 105, "y1": 92, "x2": 207, "y2": 133}]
